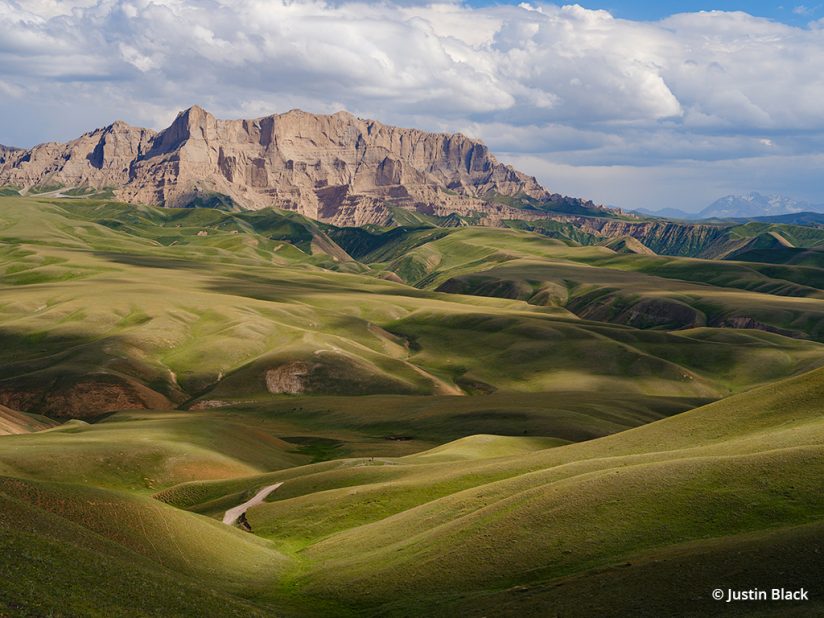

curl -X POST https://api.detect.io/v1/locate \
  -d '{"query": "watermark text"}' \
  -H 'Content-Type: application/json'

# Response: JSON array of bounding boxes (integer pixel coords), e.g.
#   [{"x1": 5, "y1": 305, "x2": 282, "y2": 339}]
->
[{"x1": 713, "y1": 588, "x2": 809, "y2": 603}]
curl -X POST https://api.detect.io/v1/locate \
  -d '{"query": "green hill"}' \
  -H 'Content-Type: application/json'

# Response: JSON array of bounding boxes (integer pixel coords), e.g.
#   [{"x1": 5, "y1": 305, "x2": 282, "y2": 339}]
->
[
  {"x1": 1, "y1": 195, "x2": 823, "y2": 616},
  {"x1": 6, "y1": 196, "x2": 824, "y2": 419},
  {"x1": 165, "y1": 365, "x2": 824, "y2": 616}
]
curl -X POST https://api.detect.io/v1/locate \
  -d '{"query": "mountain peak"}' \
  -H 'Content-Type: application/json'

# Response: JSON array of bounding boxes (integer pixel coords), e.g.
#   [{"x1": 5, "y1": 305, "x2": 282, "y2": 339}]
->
[
  {"x1": 173, "y1": 104, "x2": 215, "y2": 128},
  {"x1": 177, "y1": 104, "x2": 210, "y2": 118},
  {"x1": 0, "y1": 106, "x2": 610, "y2": 225}
]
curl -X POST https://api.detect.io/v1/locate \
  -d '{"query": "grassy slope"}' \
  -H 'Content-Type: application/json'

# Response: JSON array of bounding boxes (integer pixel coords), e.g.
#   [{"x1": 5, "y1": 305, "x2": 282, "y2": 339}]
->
[
  {"x1": 0, "y1": 391, "x2": 700, "y2": 616},
  {"x1": 280, "y1": 365, "x2": 824, "y2": 615},
  {"x1": 0, "y1": 197, "x2": 822, "y2": 615},
  {"x1": 370, "y1": 226, "x2": 824, "y2": 342},
  {"x1": 453, "y1": 521, "x2": 824, "y2": 617},
  {"x1": 0, "y1": 411, "x2": 309, "y2": 492},
  {"x1": 0, "y1": 403, "x2": 816, "y2": 617},
  {"x1": 125, "y1": 364, "x2": 824, "y2": 616},
  {"x1": 5, "y1": 196, "x2": 823, "y2": 416},
  {"x1": 0, "y1": 477, "x2": 288, "y2": 617},
  {"x1": 0, "y1": 389, "x2": 699, "y2": 501}
]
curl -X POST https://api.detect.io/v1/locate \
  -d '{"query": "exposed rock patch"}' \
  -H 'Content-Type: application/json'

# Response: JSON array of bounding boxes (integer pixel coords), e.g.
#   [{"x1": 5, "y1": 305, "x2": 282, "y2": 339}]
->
[
  {"x1": 555, "y1": 217, "x2": 734, "y2": 258},
  {"x1": 265, "y1": 362, "x2": 314, "y2": 395},
  {"x1": 712, "y1": 316, "x2": 802, "y2": 338},
  {"x1": 568, "y1": 292, "x2": 705, "y2": 330},
  {"x1": 188, "y1": 400, "x2": 236, "y2": 410},
  {"x1": 0, "y1": 373, "x2": 173, "y2": 419},
  {"x1": 0, "y1": 404, "x2": 57, "y2": 435}
]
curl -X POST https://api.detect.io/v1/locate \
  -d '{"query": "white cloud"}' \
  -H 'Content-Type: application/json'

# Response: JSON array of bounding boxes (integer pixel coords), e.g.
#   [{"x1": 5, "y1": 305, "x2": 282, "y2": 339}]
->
[
  {"x1": 0, "y1": 1, "x2": 823, "y2": 210},
  {"x1": 792, "y1": 5, "x2": 821, "y2": 16},
  {"x1": 0, "y1": 79, "x2": 23, "y2": 97}
]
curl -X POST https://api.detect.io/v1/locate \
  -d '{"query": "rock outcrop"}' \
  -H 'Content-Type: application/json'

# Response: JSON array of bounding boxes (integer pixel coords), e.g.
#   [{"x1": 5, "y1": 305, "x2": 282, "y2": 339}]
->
[
  {"x1": 0, "y1": 145, "x2": 22, "y2": 166},
  {"x1": 1, "y1": 123, "x2": 156, "y2": 190},
  {"x1": 603, "y1": 235, "x2": 656, "y2": 255},
  {"x1": 0, "y1": 404, "x2": 57, "y2": 435},
  {"x1": 0, "y1": 373, "x2": 174, "y2": 419},
  {"x1": 556, "y1": 217, "x2": 735, "y2": 258},
  {"x1": 0, "y1": 106, "x2": 608, "y2": 226}
]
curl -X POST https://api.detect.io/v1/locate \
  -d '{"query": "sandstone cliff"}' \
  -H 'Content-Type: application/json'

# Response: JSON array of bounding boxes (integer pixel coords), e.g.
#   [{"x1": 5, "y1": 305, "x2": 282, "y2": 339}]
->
[
  {"x1": 0, "y1": 106, "x2": 607, "y2": 226},
  {"x1": 1, "y1": 122, "x2": 156, "y2": 190},
  {"x1": 0, "y1": 145, "x2": 22, "y2": 165}
]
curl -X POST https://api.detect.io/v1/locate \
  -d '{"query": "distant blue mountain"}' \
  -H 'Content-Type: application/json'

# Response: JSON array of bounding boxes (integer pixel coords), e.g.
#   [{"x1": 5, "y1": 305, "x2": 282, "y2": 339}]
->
[
  {"x1": 636, "y1": 192, "x2": 824, "y2": 221},
  {"x1": 697, "y1": 192, "x2": 824, "y2": 219}
]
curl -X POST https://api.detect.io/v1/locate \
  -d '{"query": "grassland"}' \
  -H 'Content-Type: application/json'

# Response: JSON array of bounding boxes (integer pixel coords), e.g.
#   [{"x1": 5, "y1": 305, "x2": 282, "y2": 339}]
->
[
  {"x1": 355, "y1": 225, "x2": 824, "y2": 342},
  {"x1": 2, "y1": 364, "x2": 822, "y2": 616},
  {"x1": 166, "y1": 365, "x2": 824, "y2": 616},
  {"x1": 0, "y1": 195, "x2": 822, "y2": 616},
  {"x1": 3, "y1": 196, "x2": 824, "y2": 420}
]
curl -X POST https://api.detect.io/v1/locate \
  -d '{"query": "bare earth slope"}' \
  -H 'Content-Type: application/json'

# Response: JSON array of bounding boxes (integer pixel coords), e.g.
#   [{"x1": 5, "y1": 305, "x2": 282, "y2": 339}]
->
[
  {"x1": 0, "y1": 106, "x2": 607, "y2": 226},
  {"x1": 0, "y1": 405, "x2": 56, "y2": 436}
]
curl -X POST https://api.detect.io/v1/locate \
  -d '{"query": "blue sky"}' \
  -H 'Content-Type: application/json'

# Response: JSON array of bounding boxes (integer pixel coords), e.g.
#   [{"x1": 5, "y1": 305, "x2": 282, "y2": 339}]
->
[
  {"x1": 467, "y1": 1, "x2": 822, "y2": 24},
  {"x1": 1, "y1": 1, "x2": 824, "y2": 212}
]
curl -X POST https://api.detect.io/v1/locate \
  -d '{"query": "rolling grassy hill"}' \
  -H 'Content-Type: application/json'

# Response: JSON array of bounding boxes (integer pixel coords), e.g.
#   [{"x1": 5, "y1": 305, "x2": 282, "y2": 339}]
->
[
  {"x1": 173, "y1": 365, "x2": 824, "y2": 616},
  {"x1": 2, "y1": 363, "x2": 821, "y2": 616},
  {"x1": 354, "y1": 225, "x2": 824, "y2": 341},
  {"x1": 1, "y1": 194, "x2": 823, "y2": 616},
  {"x1": 0, "y1": 475, "x2": 288, "y2": 617},
  {"x1": 3, "y1": 196, "x2": 824, "y2": 420}
]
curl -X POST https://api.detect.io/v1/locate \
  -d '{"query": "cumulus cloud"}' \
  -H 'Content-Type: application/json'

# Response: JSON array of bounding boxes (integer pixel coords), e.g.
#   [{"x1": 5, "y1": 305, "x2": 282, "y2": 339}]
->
[{"x1": 1, "y1": 0, "x2": 823, "y2": 210}]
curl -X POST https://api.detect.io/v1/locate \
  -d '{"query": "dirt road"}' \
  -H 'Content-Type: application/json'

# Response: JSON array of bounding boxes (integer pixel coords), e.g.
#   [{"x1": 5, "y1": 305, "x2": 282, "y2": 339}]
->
[{"x1": 222, "y1": 482, "x2": 283, "y2": 526}]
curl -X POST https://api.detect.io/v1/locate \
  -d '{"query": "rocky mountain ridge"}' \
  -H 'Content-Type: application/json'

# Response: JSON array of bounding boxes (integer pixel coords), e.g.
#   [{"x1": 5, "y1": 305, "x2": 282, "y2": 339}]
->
[
  {"x1": 0, "y1": 106, "x2": 609, "y2": 226},
  {"x1": 0, "y1": 145, "x2": 22, "y2": 165}
]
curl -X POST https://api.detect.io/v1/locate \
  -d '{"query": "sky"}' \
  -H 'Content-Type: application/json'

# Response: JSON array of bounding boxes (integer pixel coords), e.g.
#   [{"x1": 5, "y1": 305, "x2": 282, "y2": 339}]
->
[
  {"x1": 499, "y1": 1, "x2": 823, "y2": 23},
  {"x1": 2, "y1": 1, "x2": 824, "y2": 212}
]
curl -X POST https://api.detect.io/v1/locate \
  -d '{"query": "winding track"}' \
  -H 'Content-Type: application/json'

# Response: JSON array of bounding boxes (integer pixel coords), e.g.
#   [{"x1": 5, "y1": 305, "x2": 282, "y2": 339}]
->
[{"x1": 222, "y1": 482, "x2": 283, "y2": 525}]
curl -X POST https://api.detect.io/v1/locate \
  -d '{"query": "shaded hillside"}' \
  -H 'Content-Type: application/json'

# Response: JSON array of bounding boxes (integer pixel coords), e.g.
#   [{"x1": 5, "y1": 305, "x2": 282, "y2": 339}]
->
[
  {"x1": 509, "y1": 215, "x2": 824, "y2": 260},
  {"x1": 349, "y1": 225, "x2": 824, "y2": 342}
]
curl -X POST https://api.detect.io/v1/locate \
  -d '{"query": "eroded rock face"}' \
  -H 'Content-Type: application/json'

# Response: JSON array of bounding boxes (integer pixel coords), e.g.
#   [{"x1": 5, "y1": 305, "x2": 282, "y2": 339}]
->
[
  {"x1": 0, "y1": 404, "x2": 56, "y2": 435},
  {"x1": 257, "y1": 353, "x2": 422, "y2": 397},
  {"x1": 568, "y1": 218, "x2": 732, "y2": 258},
  {"x1": 0, "y1": 373, "x2": 173, "y2": 419},
  {"x1": 713, "y1": 316, "x2": 802, "y2": 338},
  {"x1": 0, "y1": 122, "x2": 156, "y2": 190},
  {"x1": 0, "y1": 106, "x2": 565, "y2": 226},
  {"x1": 265, "y1": 362, "x2": 313, "y2": 395},
  {"x1": 0, "y1": 145, "x2": 22, "y2": 166}
]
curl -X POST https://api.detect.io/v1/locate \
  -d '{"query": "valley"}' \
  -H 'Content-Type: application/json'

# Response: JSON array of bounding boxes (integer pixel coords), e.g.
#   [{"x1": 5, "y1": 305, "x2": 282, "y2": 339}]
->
[
  {"x1": 5, "y1": 0, "x2": 824, "y2": 608},
  {"x1": 0, "y1": 192, "x2": 822, "y2": 615}
]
